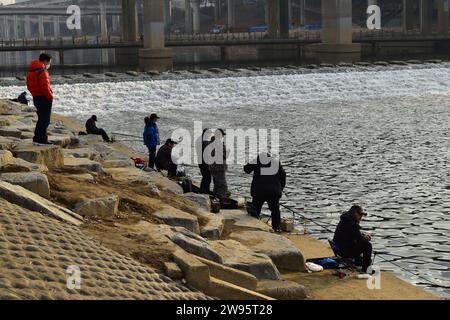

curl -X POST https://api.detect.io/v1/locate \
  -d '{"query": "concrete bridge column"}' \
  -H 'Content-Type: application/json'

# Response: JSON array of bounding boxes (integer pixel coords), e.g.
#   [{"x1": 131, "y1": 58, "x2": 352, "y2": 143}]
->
[
  {"x1": 280, "y1": 0, "x2": 290, "y2": 38},
  {"x1": 100, "y1": 0, "x2": 108, "y2": 38},
  {"x1": 53, "y1": 16, "x2": 60, "y2": 38},
  {"x1": 192, "y1": 0, "x2": 201, "y2": 34},
  {"x1": 116, "y1": 0, "x2": 138, "y2": 66},
  {"x1": 164, "y1": 0, "x2": 172, "y2": 32},
  {"x1": 437, "y1": 0, "x2": 449, "y2": 34},
  {"x1": 368, "y1": 0, "x2": 377, "y2": 6},
  {"x1": 299, "y1": 0, "x2": 305, "y2": 26},
  {"x1": 402, "y1": 0, "x2": 416, "y2": 31},
  {"x1": 24, "y1": 16, "x2": 32, "y2": 63},
  {"x1": 38, "y1": 16, "x2": 45, "y2": 40},
  {"x1": 121, "y1": 0, "x2": 138, "y2": 42},
  {"x1": 185, "y1": 0, "x2": 193, "y2": 34},
  {"x1": 215, "y1": 0, "x2": 221, "y2": 23},
  {"x1": 112, "y1": 15, "x2": 120, "y2": 34},
  {"x1": 227, "y1": 0, "x2": 236, "y2": 31},
  {"x1": 139, "y1": 0, "x2": 173, "y2": 71},
  {"x1": 13, "y1": 16, "x2": 18, "y2": 40},
  {"x1": 100, "y1": 0, "x2": 109, "y2": 66},
  {"x1": 420, "y1": 0, "x2": 433, "y2": 35},
  {"x1": 267, "y1": 0, "x2": 279, "y2": 38},
  {"x1": 313, "y1": 0, "x2": 361, "y2": 63}
]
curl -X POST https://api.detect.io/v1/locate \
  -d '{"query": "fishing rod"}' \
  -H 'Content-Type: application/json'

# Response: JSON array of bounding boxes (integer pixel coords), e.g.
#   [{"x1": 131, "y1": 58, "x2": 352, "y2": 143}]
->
[
  {"x1": 112, "y1": 132, "x2": 141, "y2": 139},
  {"x1": 372, "y1": 252, "x2": 450, "y2": 268},
  {"x1": 374, "y1": 254, "x2": 450, "y2": 289}
]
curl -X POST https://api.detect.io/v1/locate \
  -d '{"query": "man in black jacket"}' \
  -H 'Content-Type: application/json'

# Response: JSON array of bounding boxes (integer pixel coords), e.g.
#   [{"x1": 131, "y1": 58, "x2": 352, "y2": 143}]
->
[
  {"x1": 244, "y1": 153, "x2": 286, "y2": 232},
  {"x1": 333, "y1": 205, "x2": 373, "y2": 273},
  {"x1": 85, "y1": 115, "x2": 110, "y2": 142},
  {"x1": 196, "y1": 128, "x2": 212, "y2": 194},
  {"x1": 156, "y1": 139, "x2": 178, "y2": 178}
]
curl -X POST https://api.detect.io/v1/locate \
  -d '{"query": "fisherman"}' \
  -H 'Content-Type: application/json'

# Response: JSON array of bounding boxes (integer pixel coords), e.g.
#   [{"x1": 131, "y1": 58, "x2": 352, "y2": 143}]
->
[
  {"x1": 155, "y1": 138, "x2": 178, "y2": 178},
  {"x1": 208, "y1": 129, "x2": 230, "y2": 202},
  {"x1": 85, "y1": 115, "x2": 111, "y2": 142},
  {"x1": 196, "y1": 128, "x2": 212, "y2": 194},
  {"x1": 143, "y1": 114, "x2": 160, "y2": 169},
  {"x1": 244, "y1": 153, "x2": 286, "y2": 233},
  {"x1": 26, "y1": 53, "x2": 53, "y2": 144},
  {"x1": 333, "y1": 205, "x2": 373, "y2": 273}
]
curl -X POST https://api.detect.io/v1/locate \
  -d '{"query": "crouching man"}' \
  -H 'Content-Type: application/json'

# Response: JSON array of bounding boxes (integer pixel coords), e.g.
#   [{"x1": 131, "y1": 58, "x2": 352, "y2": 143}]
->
[
  {"x1": 333, "y1": 205, "x2": 373, "y2": 273},
  {"x1": 156, "y1": 139, "x2": 178, "y2": 178}
]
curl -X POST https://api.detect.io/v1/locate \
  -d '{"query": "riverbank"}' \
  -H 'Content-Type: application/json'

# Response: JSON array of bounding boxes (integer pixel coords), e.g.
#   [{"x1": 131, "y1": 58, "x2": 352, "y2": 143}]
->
[{"x1": 0, "y1": 98, "x2": 441, "y2": 300}]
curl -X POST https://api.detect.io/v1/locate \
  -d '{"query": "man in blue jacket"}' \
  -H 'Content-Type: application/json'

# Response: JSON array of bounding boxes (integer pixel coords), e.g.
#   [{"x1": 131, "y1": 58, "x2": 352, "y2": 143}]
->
[{"x1": 143, "y1": 113, "x2": 160, "y2": 169}]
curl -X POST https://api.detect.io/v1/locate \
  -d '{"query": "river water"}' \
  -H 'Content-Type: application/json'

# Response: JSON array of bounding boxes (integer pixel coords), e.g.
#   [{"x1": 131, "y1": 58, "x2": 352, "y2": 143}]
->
[{"x1": 1, "y1": 63, "x2": 449, "y2": 298}]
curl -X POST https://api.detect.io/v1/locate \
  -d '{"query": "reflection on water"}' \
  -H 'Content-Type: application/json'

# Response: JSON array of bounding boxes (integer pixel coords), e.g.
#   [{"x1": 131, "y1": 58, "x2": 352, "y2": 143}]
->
[{"x1": 1, "y1": 63, "x2": 449, "y2": 298}]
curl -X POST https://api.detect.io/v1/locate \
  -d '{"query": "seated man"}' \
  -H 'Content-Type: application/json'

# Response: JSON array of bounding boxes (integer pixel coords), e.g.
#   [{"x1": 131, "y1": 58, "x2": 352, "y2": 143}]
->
[
  {"x1": 155, "y1": 139, "x2": 178, "y2": 178},
  {"x1": 85, "y1": 115, "x2": 110, "y2": 142},
  {"x1": 333, "y1": 205, "x2": 373, "y2": 273}
]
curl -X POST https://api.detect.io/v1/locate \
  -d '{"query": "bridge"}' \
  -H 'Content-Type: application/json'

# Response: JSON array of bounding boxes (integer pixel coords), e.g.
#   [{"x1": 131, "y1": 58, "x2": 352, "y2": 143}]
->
[{"x1": 0, "y1": 0, "x2": 449, "y2": 70}]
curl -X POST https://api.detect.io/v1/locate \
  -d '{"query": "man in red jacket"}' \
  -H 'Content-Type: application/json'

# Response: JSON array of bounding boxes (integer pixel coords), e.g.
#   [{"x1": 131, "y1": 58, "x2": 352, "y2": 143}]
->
[{"x1": 26, "y1": 53, "x2": 53, "y2": 144}]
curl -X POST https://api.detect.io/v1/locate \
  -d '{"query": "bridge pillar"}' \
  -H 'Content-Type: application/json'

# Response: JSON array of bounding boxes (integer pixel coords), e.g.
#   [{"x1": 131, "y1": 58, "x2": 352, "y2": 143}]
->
[
  {"x1": 53, "y1": 16, "x2": 60, "y2": 38},
  {"x1": 402, "y1": 0, "x2": 416, "y2": 31},
  {"x1": 100, "y1": 0, "x2": 109, "y2": 66},
  {"x1": 420, "y1": 0, "x2": 433, "y2": 35},
  {"x1": 164, "y1": 0, "x2": 172, "y2": 32},
  {"x1": 139, "y1": 0, "x2": 173, "y2": 72},
  {"x1": 215, "y1": 0, "x2": 221, "y2": 23},
  {"x1": 280, "y1": 0, "x2": 290, "y2": 38},
  {"x1": 38, "y1": 16, "x2": 45, "y2": 40},
  {"x1": 24, "y1": 16, "x2": 32, "y2": 63},
  {"x1": 299, "y1": 0, "x2": 305, "y2": 26},
  {"x1": 185, "y1": 0, "x2": 193, "y2": 34},
  {"x1": 267, "y1": 0, "x2": 279, "y2": 38},
  {"x1": 193, "y1": 0, "x2": 201, "y2": 34},
  {"x1": 116, "y1": 0, "x2": 139, "y2": 66},
  {"x1": 227, "y1": 0, "x2": 236, "y2": 31},
  {"x1": 121, "y1": 0, "x2": 138, "y2": 42},
  {"x1": 437, "y1": 0, "x2": 449, "y2": 34},
  {"x1": 112, "y1": 15, "x2": 120, "y2": 34},
  {"x1": 312, "y1": 0, "x2": 361, "y2": 63}
]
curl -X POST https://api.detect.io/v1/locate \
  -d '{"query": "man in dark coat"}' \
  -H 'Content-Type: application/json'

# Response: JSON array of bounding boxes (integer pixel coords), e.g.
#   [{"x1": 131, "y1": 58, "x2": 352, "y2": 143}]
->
[
  {"x1": 85, "y1": 115, "x2": 110, "y2": 142},
  {"x1": 196, "y1": 128, "x2": 212, "y2": 194},
  {"x1": 244, "y1": 153, "x2": 286, "y2": 232},
  {"x1": 156, "y1": 139, "x2": 178, "y2": 178},
  {"x1": 208, "y1": 129, "x2": 229, "y2": 201},
  {"x1": 333, "y1": 205, "x2": 373, "y2": 273}
]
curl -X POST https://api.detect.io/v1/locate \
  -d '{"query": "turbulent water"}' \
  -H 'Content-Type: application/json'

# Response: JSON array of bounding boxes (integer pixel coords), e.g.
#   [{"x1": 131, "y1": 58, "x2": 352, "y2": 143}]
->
[{"x1": 2, "y1": 63, "x2": 450, "y2": 298}]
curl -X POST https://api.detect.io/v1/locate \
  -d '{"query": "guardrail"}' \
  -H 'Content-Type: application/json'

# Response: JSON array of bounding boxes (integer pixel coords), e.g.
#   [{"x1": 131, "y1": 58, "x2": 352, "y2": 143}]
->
[{"x1": 0, "y1": 29, "x2": 449, "y2": 50}]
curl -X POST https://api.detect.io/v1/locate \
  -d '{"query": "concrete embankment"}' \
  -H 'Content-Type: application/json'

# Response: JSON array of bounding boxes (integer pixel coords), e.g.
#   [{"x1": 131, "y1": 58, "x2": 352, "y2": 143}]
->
[{"x1": 0, "y1": 98, "x2": 440, "y2": 300}]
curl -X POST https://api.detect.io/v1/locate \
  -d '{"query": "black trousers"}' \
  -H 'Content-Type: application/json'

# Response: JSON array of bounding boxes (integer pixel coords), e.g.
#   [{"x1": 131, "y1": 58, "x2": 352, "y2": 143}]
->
[
  {"x1": 33, "y1": 96, "x2": 52, "y2": 143},
  {"x1": 198, "y1": 164, "x2": 211, "y2": 194},
  {"x1": 342, "y1": 240, "x2": 373, "y2": 273},
  {"x1": 157, "y1": 162, "x2": 177, "y2": 178},
  {"x1": 89, "y1": 128, "x2": 110, "y2": 142},
  {"x1": 148, "y1": 147, "x2": 157, "y2": 169},
  {"x1": 252, "y1": 195, "x2": 281, "y2": 231}
]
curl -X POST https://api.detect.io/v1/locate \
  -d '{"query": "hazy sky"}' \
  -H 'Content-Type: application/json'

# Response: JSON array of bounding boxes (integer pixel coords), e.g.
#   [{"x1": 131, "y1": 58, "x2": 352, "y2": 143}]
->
[{"x1": 0, "y1": 0, "x2": 15, "y2": 5}]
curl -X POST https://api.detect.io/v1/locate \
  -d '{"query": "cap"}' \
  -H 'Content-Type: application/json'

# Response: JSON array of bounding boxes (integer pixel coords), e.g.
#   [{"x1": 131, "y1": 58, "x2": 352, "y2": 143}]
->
[
  {"x1": 166, "y1": 138, "x2": 178, "y2": 145},
  {"x1": 150, "y1": 113, "x2": 160, "y2": 120}
]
